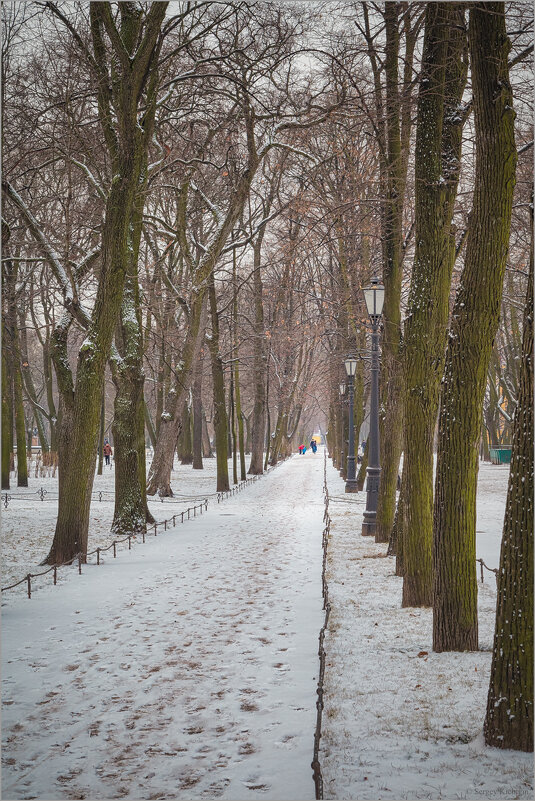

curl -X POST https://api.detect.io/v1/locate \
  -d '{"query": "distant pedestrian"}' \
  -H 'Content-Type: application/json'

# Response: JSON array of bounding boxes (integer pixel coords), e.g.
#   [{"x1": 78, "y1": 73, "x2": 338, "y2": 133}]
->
[
  {"x1": 298, "y1": 444, "x2": 304, "y2": 455},
  {"x1": 104, "y1": 440, "x2": 112, "y2": 466},
  {"x1": 310, "y1": 440, "x2": 317, "y2": 454}
]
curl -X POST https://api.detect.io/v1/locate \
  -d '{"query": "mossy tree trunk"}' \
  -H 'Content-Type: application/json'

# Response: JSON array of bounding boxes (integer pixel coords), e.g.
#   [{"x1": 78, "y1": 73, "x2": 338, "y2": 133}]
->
[
  {"x1": 192, "y1": 346, "x2": 204, "y2": 470},
  {"x1": 1, "y1": 341, "x2": 12, "y2": 489},
  {"x1": 111, "y1": 257, "x2": 152, "y2": 536},
  {"x1": 232, "y1": 246, "x2": 247, "y2": 481},
  {"x1": 3, "y1": 256, "x2": 27, "y2": 487},
  {"x1": 484, "y1": 205, "x2": 533, "y2": 752},
  {"x1": 97, "y1": 393, "x2": 105, "y2": 476},
  {"x1": 249, "y1": 235, "x2": 267, "y2": 474},
  {"x1": 229, "y1": 367, "x2": 238, "y2": 484},
  {"x1": 433, "y1": 1, "x2": 517, "y2": 652},
  {"x1": 179, "y1": 400, "x2": 193, "y2": 465},
  {"x1": 207, "y1": 272, "x2": 229, "y2": 492},
  {"x1": 368, "y1": 2, "x2": 417, "y2": 543},
  {"x1": 40, "y1": 2, "x2": 168, "y2": 563},
  {"x1": 401, "y1": 3, "x2": 467, "y2": 607}
]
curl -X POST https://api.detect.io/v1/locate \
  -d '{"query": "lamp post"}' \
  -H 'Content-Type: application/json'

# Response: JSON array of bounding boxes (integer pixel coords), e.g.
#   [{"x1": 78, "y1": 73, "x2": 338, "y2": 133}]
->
[
  {"x1": 344, "y1": 356, "x2": 358, "y2": 492},
  {"x1": 339, "y1": 381, "x2": 346, "y2": 475},
  {"x1": 361, "y1": 276, "x2": 385, "y2": 535}
]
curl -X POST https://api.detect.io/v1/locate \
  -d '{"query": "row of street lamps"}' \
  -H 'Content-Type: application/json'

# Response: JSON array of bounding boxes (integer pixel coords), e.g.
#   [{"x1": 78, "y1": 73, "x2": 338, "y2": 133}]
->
[{"x1": 339, "y1": 276, "x2": 385, "y2": 537}]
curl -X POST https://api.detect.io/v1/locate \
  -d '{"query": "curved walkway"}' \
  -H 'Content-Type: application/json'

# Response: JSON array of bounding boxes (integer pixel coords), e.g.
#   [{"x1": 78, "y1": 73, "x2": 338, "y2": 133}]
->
[{"x1": 1, "y1": 453, "x2": 324, "y2": 800}]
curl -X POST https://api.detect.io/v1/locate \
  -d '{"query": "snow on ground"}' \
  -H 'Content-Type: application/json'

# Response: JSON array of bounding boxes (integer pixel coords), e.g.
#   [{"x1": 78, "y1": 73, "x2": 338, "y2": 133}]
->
[
  {"x1": 2, "y1": 452, "x2": 532, "y2": 801},
  {"x1": 321, "y1": 458, "x2": 533, "y2": 801},
  {"x1": 2, "y1": 452, "x2": 324, "y2": 800},
  {"x1": 1, "y1": 454, "x2": 243, "y2": 592}
]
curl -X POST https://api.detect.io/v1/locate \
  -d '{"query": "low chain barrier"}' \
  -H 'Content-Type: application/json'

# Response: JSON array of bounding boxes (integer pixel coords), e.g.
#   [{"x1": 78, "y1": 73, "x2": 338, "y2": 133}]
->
[
  {"x1": 2, "y1": 455, "x2": 292, "y2": 599},
  {"x1": 2, "y1": 488, "x2": 216, "y2": 508},
  {"x1": 312, "y1": 449, "x2": 331, "y2": 800},
  {"x1": 328, "y1": 460, "x2": 499, "y2": 585},
  {"x1": 1, "y1": 500, "x2": 208, "y2": 599},
  {"x1": 477, "y1": 558, "x2": 498, "y2": 584},
  {"x1": 3, "y1": 488, "x2": 116, "y2": 508}
]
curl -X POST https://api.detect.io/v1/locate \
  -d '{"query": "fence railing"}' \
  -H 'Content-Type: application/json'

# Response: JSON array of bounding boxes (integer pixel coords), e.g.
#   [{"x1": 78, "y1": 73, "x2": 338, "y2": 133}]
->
[{"x1": 2, "y1": 454, "x2": 292, "y2": 599}]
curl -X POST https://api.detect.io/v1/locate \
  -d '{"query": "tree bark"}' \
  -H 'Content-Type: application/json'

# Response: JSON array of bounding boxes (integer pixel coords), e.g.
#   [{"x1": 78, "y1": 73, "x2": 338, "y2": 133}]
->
[
  {"x1": 207, "y1": 273, "x2": 229, "y2": 492},
  {"x1": 202, "y1": 409, "x2": 212, "y2": 458},
  {"x1": 401, "y1": 3, "x2": 467, "y2": 607},
  {"x1": 111, "y1": 261, "x2": 150, "y2": 535},
  {"x1": 374, "y1": 2, "x2": 417, "y2": 543},
  {"x1": 44, "y1": 3, "x2": 167, "y2": 562},
  {"x1": 232, "y1": 249, "x2": 247, "y2": 482},
  {"x1": 144, "y1": 401, "x2": 157, "y2": 448},
  {"x1": 433, "y1": 2, "x2": 517, "y2": 651},
  {"x1": 484, "y1": 204, "x2": 533, "y2": 752},
  {"x1": 192, "y1": 346, "x2": 204, "y2": 470},
  {"x1": 179, "y1": 400, "x2": 193, "y2": 465},
  {"x1": 97, "y1": 393, "x2": 105, "y2": 475},
  {"x1": 1, "y1": 342, "x2": 12, "y2": 489},
  {"x1": 248, "y1": 238, "x2": 266, "y2": 474},
  {"x1": 4, "y1": 258, "x2": 28, "y2": 487}
]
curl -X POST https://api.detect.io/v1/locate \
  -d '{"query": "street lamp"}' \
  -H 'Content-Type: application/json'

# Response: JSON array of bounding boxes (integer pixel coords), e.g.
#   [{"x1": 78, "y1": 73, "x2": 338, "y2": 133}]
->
[
  {"x1": 339, "y1": 381, "x2": 346, "y2": 476},
  {"x1": 361, "y1": 276, "x2": 385, "y2": 536},
  {"x1": 344, "y1": 355, "x2": 358, "y2": 492}
]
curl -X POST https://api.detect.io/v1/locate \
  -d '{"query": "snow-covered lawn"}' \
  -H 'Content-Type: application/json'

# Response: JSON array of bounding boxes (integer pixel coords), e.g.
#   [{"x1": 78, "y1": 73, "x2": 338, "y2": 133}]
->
[
  {"x1": 321, "y1": 458, "x2": 533, "y2": 800},
  {"x1": 1, "y1": 452, "x2": 532, "y2": 800},
  {"x1": 2, "y1": 453, "x2": 324, "y2": 800},
  {"x1": 1, "y1": 455, "x2": 247, "y2": 592}
]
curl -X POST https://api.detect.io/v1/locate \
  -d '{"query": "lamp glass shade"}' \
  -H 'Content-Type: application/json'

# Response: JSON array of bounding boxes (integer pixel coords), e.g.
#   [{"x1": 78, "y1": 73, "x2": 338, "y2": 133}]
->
[
  {"x1": 339, "y1": 382, "x2": 346, "y2": 395},
  {"x1": 344, "y1": 357, "x2": 357, "y2": 377},
  {"x1": 363, "y1": 278, "x2": 385, "y2": 317}
]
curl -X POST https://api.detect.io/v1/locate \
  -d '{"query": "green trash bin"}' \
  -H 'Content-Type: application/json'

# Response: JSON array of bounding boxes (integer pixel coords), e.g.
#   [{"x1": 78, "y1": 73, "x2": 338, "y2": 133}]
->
[{"x1": 489, "y1": 448, "x2": 512, "y2": 465}]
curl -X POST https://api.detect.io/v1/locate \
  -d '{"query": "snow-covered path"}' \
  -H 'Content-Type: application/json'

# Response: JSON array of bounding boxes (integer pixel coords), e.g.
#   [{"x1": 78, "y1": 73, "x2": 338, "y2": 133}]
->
[{"x1": 2, "y1": 453, "x2": 324, "y2": 800}]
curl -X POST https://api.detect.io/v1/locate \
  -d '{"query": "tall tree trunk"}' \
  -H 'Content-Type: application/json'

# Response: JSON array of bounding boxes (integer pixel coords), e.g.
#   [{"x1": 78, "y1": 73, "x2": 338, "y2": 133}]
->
[
  {"x1": 192, "y1": 346, "x2": 204, "y2": 470},
  {"x1": 232, "y1": 249, "x2": 247, "y2": 482},
  {"x1": 202, "y1": 409, "x2": 212, "y2": 458},
  {"x1": 19, "y1": 321, "x2": 50, "y2": 454},
  {"x1": 1, "y1": 342, "x2": 12, "y2": 489},
  {"x1": 97, "y1": 393, "x2": 105, "y2": 476},
  {"x1": 179, "y1": 400, "x2": 193, "y2": 465},
  {"x1": 144, "y1": 400, "x2": 157, "y2": 448},
  {"x1": 4, "y1": 258, "x2": 28, "y2": 487},
  {"x1": 401, "y1": 3, "x2": 467, "y2": 607},
  {"x1": 230, "y1": 367, "x2": 238, "y2": 484},
  {"x1": 207, "y1": 273, "x2": 229, "y2": 492},
  {"x1": 155, "y1": 344, "x2": 167, "y2": 439},
  {"x1": 374, "y1": 2, "x2": 416, "y2": 543},
  {"x1": 42, "y1": 339, "x2": 57, "y2": 454},
  {"x1": 269, "y1": 405, "x2": 287, "y2": 466},
  {"x1": 249, "y1": 238, "x2": 266, "y2": 474},
  {"x1": 484, "y1": 205, "x2": 533, "y2": 752},
  {"x1": 264, "y1": 348, "x2": 271, "y2": 471},
  {"x1": 43, "y1": 3, "x2": 168, "y2": 563},
  {"x1": 433, "y1": 2, "x2": 517, "y2": 652},
  {"x1": 111, "y1": 262, "x2": 150, "y2": 535},
  {"x1": 146, "y1": 292, "x2": 205, "y2": 495}
]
